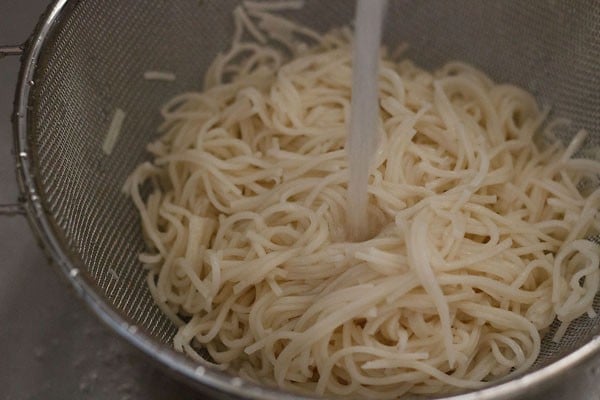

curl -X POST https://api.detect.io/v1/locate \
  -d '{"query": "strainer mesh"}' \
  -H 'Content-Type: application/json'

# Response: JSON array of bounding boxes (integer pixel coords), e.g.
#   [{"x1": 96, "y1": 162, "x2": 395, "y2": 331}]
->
[{"x1": 26, "y1": 0, "x2": 600, "y2": 388}]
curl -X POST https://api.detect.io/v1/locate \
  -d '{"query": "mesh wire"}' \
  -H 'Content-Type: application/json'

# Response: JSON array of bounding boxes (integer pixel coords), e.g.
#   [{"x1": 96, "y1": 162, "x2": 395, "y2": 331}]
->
[{"x1": 26, "y1": 0, "x2": 600, "y2": 394}]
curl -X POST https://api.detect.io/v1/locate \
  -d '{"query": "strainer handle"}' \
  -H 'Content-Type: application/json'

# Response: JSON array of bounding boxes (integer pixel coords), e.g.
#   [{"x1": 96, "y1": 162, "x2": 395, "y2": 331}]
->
[
  {"x1": 0, "y1": 204, "x2": 25, "y2": 216},
  {"x1": 0, "y1": 44, "x2": 26, "y2": 216},
  {"x1": 0, "y1": 45, "x2": 23, "y2": 58}
]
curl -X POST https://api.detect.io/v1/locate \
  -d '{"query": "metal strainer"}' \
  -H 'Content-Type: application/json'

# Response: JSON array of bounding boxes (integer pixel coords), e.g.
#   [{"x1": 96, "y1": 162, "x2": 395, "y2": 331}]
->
[{"x1": 2, "y1": 0, "x2": 600, "y2": 398}]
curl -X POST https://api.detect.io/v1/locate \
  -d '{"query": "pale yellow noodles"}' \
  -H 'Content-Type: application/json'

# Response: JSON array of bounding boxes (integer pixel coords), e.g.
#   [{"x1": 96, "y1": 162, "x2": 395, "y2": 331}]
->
[{"x1": 124, "y1": 4, "x2": 600, "y2": 398}]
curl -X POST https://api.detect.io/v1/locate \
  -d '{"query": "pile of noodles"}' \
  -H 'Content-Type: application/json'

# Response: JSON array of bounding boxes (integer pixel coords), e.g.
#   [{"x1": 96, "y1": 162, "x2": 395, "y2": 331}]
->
[{"x1": 124, "y1": 2, "x2": 600, "y2": 397}]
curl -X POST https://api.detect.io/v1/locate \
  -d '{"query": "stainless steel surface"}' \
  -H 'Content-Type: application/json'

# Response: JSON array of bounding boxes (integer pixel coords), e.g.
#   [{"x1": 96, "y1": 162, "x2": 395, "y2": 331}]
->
[{"x1": 3, "y1": 0, "x2": 600, "y2": 399}]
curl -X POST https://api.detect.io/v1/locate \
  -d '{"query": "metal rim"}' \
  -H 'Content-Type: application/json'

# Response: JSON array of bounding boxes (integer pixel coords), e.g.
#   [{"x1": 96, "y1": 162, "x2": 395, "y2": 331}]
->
[{"x1": 12, "y1": 1, "x2": 600, "y2": 399}]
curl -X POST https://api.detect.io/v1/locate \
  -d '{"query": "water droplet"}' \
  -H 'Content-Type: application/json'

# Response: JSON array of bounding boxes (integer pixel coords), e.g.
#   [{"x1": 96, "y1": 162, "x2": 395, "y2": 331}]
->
[
  {"x1": 69, "y1": 268, "x2": 79, "y2": 278},
  {"x1": 30, "y1": 194, "x2": 39, "y2": 202},
  {"x1": 28, "y1": 80, "x2": 35, "y2": 86},
  {"x1": 127, "y1": 325, "x2": 138, "y2": 334},
  {"x1": 195, "y1": 366, "x2": 205, "y2": 376},
  {"x1": 19, "y1": 152, "x2": 27, "y2": 158}
]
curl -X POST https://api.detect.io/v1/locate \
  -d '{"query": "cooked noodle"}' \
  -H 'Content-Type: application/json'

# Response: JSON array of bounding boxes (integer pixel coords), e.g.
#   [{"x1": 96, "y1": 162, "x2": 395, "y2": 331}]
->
[
  {"x1": 103, "y1": 108, "x2": 125, "y2": 155},
  {"x1": 124, "y1": 3, "x2": 600, "y2": 398}
]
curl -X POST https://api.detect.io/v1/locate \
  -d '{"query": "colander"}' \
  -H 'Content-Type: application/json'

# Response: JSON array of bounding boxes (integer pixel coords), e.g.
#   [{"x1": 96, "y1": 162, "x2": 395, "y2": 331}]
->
[{"x1": 1, "y1": 0, "x2": 599, "y2": 399}]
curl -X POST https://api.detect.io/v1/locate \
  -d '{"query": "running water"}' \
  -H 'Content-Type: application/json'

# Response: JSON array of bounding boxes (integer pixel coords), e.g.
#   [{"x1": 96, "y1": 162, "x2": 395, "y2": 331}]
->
[{"x1": 346, "y1": 0, "x2": 388, "y2": 242}]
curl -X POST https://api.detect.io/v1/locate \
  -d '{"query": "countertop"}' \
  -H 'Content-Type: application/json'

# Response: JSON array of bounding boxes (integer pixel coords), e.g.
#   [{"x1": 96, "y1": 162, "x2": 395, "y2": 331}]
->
[
  {"x1": 0, "y1": 1, "x2": 200, "y2": 399},
  {"x1": 0, "y1": 2, "x2": 599, "y2": 400}
]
